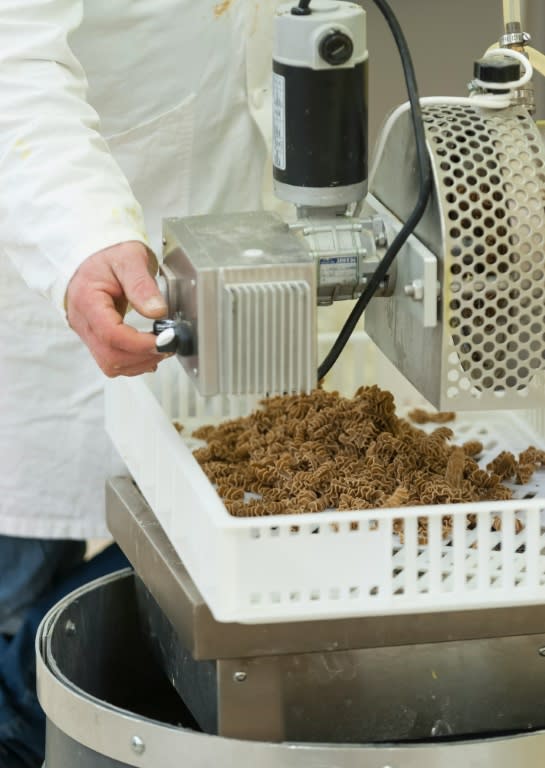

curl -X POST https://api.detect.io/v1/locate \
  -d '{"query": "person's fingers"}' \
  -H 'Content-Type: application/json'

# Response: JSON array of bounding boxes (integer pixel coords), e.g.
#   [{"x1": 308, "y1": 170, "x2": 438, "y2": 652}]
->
[
  {"x1": 69, "y1": 302, "x2": 167, "y2": 377},
  {"x1": 83, "y1": 300, "x2": 161, "y2": 355},
  {"x1": 111, "y1": 243, "x2": 167, "y2": 319},
  {"x1": 66, "y1": 242, "x2": 172, "y2": 376}
]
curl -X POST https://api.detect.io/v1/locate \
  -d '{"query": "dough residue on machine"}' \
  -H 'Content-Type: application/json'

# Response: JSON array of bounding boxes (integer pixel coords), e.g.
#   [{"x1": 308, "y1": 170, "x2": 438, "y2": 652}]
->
[{"x1": 188, "y1": 386, "x2": 545, "y2": 538}]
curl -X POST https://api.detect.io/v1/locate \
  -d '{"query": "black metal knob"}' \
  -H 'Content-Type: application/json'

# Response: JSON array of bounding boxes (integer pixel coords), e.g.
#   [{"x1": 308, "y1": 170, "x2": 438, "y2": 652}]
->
[
  {"x1": 291, "y1": 0, "x2": 311, "y2": 15},
  {"x1": 319, "y1": 31, "x2": 354, "y2": 66},
  {"x1": 474, "y1": 55, "x2": 520, "y2": 85},
  {"x1": 153, "y1": 319, "x2": 194, "y2": 357},
  {"x1": 175, "y1": 320, "x2": 195, "y2": 357}
]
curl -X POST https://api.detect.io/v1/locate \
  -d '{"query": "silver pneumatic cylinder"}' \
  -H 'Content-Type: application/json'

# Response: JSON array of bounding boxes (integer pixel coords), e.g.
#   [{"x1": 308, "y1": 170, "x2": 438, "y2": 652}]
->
[{"x1": 273, "y1": 1, "x2": 369, "y2": 208}]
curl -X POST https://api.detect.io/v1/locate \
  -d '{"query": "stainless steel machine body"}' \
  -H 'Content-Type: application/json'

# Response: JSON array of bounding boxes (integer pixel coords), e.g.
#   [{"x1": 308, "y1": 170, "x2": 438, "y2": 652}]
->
[{"x1": 161, "y1": 212, "x2": 317, "y2": 396}]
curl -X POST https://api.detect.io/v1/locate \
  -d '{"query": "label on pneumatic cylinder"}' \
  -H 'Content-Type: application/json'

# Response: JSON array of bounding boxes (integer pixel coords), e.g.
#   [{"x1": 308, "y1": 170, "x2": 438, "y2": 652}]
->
[
  {"x1": 319, "y1": 255, "x2": 358, "y2": 285},
  {"x1": 272, "y1": 72, "x2": 286, "y2": 171}
]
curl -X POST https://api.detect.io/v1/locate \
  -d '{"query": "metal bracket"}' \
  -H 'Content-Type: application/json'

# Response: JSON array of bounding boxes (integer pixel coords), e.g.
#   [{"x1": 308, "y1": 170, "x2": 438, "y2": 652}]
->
[{"x1": 366, "y1": 194, "x2": 439, "y2": 328}]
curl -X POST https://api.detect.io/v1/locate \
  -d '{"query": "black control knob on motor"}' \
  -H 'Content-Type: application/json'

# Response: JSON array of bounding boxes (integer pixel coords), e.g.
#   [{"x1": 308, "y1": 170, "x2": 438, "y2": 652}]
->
[
  {"x1": 320, "y1": 31, "x2": 354, "y2": 66},
  {"x1": 153, "y1": 319, "x2": 195, "y2": 356}
]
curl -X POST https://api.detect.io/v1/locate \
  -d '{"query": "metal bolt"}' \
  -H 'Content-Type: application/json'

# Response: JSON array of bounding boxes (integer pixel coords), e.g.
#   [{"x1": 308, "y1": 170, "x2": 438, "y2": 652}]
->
[
  {"x1": 404, "y1": 279, "x2": 424, "y2": 301},
  {"x1": 162, "y1": 237, "x2": 167, "y2": 246},
  {"x1": 538, "y1": 646, "x2": 545, "y2": 657},
  {"x1": 233, "y1": 671, "x2": 247, "y2": 683},
  {"x1": 64, "y1": 620, "x2": 76, "y2": 636},
  {"x1": 131, "y1": 736, "x2": 146, "y2": 755}
]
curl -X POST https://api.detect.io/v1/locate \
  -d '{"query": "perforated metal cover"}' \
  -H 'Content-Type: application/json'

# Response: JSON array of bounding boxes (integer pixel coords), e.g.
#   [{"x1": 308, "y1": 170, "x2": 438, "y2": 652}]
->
[{"x1": 425, "y1": 105, "x2": 545, "y2": 406}]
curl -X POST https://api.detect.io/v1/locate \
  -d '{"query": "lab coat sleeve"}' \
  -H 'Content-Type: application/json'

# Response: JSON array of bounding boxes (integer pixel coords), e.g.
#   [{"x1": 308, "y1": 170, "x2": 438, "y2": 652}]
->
[{"x1": 0, "y1": 0, "x2": 150, "y2": 314}]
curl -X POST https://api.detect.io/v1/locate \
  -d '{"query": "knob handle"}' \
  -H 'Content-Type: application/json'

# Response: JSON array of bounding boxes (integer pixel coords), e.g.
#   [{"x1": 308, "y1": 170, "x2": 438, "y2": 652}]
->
[{"x1": 153, "y1": 319, "x2": 195, "y2": 357}]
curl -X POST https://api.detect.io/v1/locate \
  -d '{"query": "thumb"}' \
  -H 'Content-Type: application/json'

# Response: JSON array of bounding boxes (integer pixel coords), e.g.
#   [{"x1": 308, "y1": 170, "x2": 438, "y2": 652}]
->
[{"x1": 113, "y1": 244, "x2": 167, "y2": 318}]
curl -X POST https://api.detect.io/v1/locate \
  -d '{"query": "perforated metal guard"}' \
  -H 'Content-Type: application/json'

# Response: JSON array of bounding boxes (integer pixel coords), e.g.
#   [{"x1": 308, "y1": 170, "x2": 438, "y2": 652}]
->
[{"x1": 425, "y1": 105, "x2": 545, "y2": 406}]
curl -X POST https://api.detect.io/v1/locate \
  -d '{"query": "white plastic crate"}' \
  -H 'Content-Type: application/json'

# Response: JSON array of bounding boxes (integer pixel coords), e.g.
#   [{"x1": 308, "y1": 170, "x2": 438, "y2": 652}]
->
[{"x1": 105, "y1": 333, "x2": 545, "y2": 624}]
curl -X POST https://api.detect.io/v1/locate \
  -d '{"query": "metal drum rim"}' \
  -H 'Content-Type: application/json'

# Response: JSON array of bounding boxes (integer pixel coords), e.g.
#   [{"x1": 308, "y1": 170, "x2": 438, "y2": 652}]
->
[{"x1": 36, "y1": 569, "x2": 545, "y2": 768}]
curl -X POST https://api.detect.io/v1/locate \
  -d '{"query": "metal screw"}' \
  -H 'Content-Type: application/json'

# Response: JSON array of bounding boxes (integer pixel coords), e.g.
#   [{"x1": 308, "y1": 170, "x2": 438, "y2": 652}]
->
[
  {"x1": 64, "y1": 620, "x2": 76, "y2": 636},
  {"x1": 538, "y1": 647, "x2": 545, "y2": 657},
  {"x1": 131, "y1": 736, "x2": 146, "y2": 755},
  {"x1": 162, "y1": 237, "x2": 167, "y2": 246},
  {"x1": 404, "y1": 279, "x2": 424, "y2": 301},
  {"x1": 233, "y1": 671, "x2": 247, "y2": 683}
]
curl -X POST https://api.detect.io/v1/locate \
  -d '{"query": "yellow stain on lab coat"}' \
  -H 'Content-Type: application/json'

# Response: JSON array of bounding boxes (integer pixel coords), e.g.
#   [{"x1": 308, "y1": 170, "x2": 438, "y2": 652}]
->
[
  {"x1": 214, "y1": 0, "x2": 234, "y2": 17},
  {"x1": 15, "y1": 139, "x2": 31, "y2": 160}
]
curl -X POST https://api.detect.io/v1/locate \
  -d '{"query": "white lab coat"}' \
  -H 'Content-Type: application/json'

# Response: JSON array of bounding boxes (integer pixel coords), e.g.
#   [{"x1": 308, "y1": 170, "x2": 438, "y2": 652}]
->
[{"x1": 0, "y1": 0, "x2": 277, "y2": 539}]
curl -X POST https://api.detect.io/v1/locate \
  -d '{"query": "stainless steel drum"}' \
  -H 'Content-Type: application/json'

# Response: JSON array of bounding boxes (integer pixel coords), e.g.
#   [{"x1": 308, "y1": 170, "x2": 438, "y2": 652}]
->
[{"x1": 37, "y1": 565, "x2": 545, "y2": 767}]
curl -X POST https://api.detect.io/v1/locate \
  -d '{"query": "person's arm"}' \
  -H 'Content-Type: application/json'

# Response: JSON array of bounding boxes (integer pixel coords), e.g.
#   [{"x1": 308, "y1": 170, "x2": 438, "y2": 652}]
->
[{"x1": 0, "y1": 0, "x2": 167, "y2": 375}]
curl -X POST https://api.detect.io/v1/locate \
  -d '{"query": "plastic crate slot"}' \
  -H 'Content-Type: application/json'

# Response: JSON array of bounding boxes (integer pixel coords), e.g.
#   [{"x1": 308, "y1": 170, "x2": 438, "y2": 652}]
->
[
  {"x1": 310, "y1": 590, "x2": 321, "y2": 601},
  {"x1": 369, "y1": 586, "x2": 379, "y2": 596},
  {"x1": 290, "y1": 525, "x2": 300, "y2": 535}
]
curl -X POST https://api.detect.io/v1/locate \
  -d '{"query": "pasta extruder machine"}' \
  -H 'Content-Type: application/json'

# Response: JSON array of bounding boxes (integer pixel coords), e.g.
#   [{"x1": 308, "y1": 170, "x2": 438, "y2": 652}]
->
[{"x1": 37, "y1": 1, "x2": 545, "y2": 767}]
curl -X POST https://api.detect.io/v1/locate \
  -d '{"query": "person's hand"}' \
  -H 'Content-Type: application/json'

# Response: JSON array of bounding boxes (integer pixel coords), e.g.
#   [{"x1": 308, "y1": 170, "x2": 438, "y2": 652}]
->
[{"x1": 66, "y1": 241, "x2": 169, "y2": 377}]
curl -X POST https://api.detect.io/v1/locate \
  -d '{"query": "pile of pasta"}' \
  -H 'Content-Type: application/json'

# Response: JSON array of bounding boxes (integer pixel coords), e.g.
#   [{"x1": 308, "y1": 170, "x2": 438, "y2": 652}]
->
[{"x1": 190, "y1": 386, "x2": 545, "y2": 532}]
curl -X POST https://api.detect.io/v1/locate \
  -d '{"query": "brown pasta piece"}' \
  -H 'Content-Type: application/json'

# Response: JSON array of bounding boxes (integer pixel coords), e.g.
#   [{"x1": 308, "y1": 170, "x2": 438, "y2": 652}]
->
[
  {"x1": 183, "y1": 385, "x2": 540, "y2": 537},
  {"x1": 463, "y1": 440, "x2": 483, "y2": 457},
  {"x1": 445, "y1": 447, "x2": 466, "y2": 489},
  {"x1": 487, "y1": 451, "x2": 517, "y2": 482},
  {"x1": 408, "y1": 408, "x2": 456, "y2": 425}
]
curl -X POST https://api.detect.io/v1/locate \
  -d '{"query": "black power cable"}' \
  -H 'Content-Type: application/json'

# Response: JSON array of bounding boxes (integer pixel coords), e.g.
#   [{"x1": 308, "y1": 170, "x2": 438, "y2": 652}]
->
[{"x1": 317, "y1": 0, "x2": 433, "y2": 382}]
